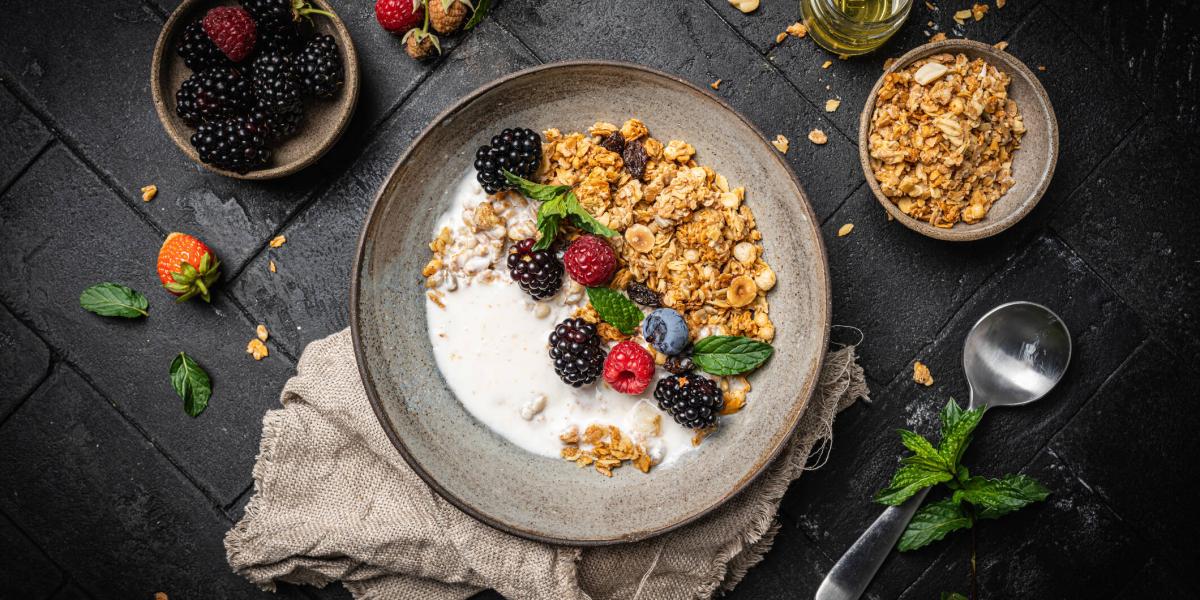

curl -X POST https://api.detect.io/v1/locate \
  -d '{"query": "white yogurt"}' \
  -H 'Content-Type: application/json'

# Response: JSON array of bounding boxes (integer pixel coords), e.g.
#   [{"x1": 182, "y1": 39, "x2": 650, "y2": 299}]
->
[{"x1": 425, "y1": 172, "x2": 698, "y2": 466}]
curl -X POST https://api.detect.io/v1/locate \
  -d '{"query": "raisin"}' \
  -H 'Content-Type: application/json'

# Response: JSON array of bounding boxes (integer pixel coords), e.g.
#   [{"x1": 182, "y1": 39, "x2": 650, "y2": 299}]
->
[
  {"x1": 626, "y1": 281, "x2": 662, "y2": 307},
  {"x1": 600, "y1": 131, "x2": 625, "y2": 154},
  {"x1": 663, "y1": 355, "x2": 695, "y2": 375},
  {"x1": 622, "y1": 138, "x2": 648, "y2": 180}
]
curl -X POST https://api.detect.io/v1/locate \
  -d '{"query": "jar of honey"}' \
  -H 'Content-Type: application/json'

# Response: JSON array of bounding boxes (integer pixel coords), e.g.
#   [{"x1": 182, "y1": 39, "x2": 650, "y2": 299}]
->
[{"x1": 799, "y1": 0, "x2": 913, "y2": 56}]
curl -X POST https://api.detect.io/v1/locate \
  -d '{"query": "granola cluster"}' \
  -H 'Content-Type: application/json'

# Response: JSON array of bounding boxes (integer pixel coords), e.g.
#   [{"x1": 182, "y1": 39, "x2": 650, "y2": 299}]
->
[
  {"x1": 868, "y1": 53, "x2": 1026, "y2": 227},
  {"x1": 560, "y1": 424, "x2": 654, "y2": 476},
  {"x1": 538, "y1": 119, "x2": 777, "y2": 343}
]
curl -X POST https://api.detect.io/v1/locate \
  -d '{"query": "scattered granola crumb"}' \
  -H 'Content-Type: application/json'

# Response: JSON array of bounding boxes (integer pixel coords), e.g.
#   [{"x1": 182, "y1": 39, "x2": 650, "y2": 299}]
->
[
  {"x1": 427, "y1": 290, "x2": 446, "y2": 309},
  {"x1": 729, "y1": 0, "x2": 758, "y2": 13},
  {"x1": 710, "y1": 79, "x2": 722, "y2": 90},
  {"x1": 807, "y1": 129, "x2": 828, "y2": 145},
  {"x1": 155, "y1": 594, "x2": 169, "y2": 600},
  {"x1": 913, "y1": 361, "x2": 934, "y2": 386},
  {"x1": 929, "y1": 32, "x2": 947, "y2": 42},
  {"x1": 825, "y1": 98, "x2": 841, "y2": 112},
  {"x1": 886, "y1": 212, "x2": 895, "y2": 221},
  {"x1": 994, "y1": 40, "x2": 1009, "y2": 51},
  {"x1": 269, "y1": 260, "x2": 277, "y2": 273},
  {"x1": 692, "y1": 426, "x2": 714, "y2": 447},
  {"x1": 140, "y1": 184, "x2": 157, "y2": 202},
  {"x1": 771, "y1": 134, "x2": 789, "y2": 153},
  {"x1": 953, "y1": 9, "x2": 971, "y2": 24},
  {"x1": 971, "y1": 3, "x2": 988, "y2": 20},
  {"x1": 1037, "y1": 65, "x2": 1047, "y2": 71},
  {"x1": 775, "y1": 31, "x2": 787, "y2": 44},
  {"x1": 269, "y1": 235, "x2": 287, "y2": 248},
  {"x1": 838, "y1": 53, "x2": 850, "y2": 60},
  {"x1": 822, "y1": 60, "x2": 832, "y2": 69},
  {"x1": 837, "y1": 223, "x2": 854, "y2": 237},
  {"x1": 996, "y1": 0, "x2": 1006, "y2": 7},
  {"x1": 786, "y1": 22, "x2": 807, "y2": 38},
  {"x1": 925, "y1": 1, "x2": 936, "y2": 10},
  {"x1": 256, "y1": 324, "x2": 268, "y2": 341},
  {"x1": 247, "y1": 338, "x2": 269, "y2": 361}
]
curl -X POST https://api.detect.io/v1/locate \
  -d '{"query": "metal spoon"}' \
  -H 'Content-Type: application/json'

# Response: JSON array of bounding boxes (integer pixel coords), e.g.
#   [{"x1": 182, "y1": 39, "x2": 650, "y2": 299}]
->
[{"x1": 815, "y1": 301, "x2": 1071, "y2": 600}]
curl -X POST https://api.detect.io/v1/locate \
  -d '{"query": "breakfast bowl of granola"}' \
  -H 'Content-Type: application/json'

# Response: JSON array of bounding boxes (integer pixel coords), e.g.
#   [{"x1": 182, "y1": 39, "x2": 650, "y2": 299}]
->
[
  {"x1": 859, "y1": 39, "x2": 1058, "y2": 241},
  {"x1": 351, "y1": 62, "x2": 830, "y2": 544}
]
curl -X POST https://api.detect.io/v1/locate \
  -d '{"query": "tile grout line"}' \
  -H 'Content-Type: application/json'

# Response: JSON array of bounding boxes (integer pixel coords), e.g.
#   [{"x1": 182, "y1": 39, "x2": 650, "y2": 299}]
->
[
  {"x1": 0, "y1": 137, "x2": 53, "y2": 200},
  {"x1": 0, "y1": 508, "x2": 74, "y2": 598},
  {"x1": 0, "y1": 356, "x2": 57, "y2": 432},
  {"x1": 818, "y1": 179, "x2": 866, "y2": 227}
]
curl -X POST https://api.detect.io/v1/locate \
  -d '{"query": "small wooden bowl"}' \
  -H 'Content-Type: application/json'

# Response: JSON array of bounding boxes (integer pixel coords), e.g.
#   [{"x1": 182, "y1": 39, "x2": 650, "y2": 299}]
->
[
  {"x1": 858, "y1": 39, "x2": 1058, "y2": 241},
  {"x1": 150, "y1": 0, "x2": 359, "y2": 180}
]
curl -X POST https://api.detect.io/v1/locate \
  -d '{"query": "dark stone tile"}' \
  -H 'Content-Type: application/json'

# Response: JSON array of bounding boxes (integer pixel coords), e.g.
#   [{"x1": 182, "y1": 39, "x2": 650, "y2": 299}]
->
[
  {"x1": 0, "y1": 302, "x2": 51, "y2": 423},
  {"x1": 724, "y1": 514, "x2": 834, "y2": 599},
  {"x1": 0, "y1": 366, "x2": 284, "y2": 599},
  {"x1": 0, "y1": 0, "x2": 441, "y2": 273},
  {"x1": 494, "y1": 0, "x2": 862, "y2": 220},
  {"x1": 0, "y1": 83, "x2": 51, "y2": 191},
  {"x1": 778, "y1": 233, "x2": 1145, "y2": 592},
  {"x1": 0, "y1": 511, "x2": 62, "y2": 599},
  {"x1": 898, "y1": 449, "x2": 1146, "y2": 599},
  {"x1": 305, "y1": 582, "x2": 356, "y2": 600},
  {"x1": 1046, "y1": 0, "x2": 1200, "y2": 117},
  {"x1": 0, "y1": 146, "x2": 296, "y2": 504},
  {"x1": 698, "y1": 0, "x2": 808, "y2": 55},
  {"x1": 467, "y1": 591, "x2": 505, "y2": 600},
  {"x1": 230, "y1": 19, "x2": 540, "y2": 355},
  {"x1": 1114, "y1": 557, "x2": 1199, "y2": 599},
  {"x1": 819, "y1": 185, "x2": 1015, "y2": 383},
  {"x1": 766, "y1": 0, "x2": 1043, "y2": 135},
  {"x1": 1051, "y1": 117, "x2": 1200, "y2": 354},
  {"x1": 49, "y1": 584, "x2": 92, "y2": 600},
  {"x1": 1050, "y1": 338, "x2": 1200, "y2": 575}
]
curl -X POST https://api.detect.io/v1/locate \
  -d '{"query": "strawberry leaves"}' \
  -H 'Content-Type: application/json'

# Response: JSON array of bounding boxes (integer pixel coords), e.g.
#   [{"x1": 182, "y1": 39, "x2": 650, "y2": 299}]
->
[{"x1": 80, "y1": 283, "x2": 149, "y2": 318}]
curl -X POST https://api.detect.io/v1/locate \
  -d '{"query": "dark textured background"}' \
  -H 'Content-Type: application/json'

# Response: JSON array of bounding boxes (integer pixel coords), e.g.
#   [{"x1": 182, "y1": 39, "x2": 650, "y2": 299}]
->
[{"x1": 1, "y1": 0, "x2": 1197, "y2": 598}]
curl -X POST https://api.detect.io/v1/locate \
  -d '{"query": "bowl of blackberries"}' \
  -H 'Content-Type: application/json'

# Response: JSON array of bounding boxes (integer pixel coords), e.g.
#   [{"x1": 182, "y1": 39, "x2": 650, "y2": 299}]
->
[{"x1": 151, "y1": 0, "x2": 358, "y2": 179}]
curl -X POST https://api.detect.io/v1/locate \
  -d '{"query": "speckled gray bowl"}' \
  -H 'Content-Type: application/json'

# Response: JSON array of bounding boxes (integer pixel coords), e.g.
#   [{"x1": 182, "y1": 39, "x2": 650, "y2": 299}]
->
[
  {"x1": 351, "y1": 61, "x2": 831, "y2": 545},
  {"x1": 859, "y1": 39, "x2": 1058, "y2": 241}
]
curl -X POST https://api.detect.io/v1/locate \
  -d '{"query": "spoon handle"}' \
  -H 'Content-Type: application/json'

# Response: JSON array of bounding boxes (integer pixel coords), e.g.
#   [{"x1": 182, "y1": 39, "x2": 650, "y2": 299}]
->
[{"x1": 814, "y1": 487, "x2": 930, "y2": 600}]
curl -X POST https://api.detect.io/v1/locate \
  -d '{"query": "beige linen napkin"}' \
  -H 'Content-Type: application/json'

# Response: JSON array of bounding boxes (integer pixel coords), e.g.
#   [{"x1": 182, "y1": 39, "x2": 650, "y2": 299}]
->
[{"x1": 225, "y1": 328, "x2": 868, "y2": 599}]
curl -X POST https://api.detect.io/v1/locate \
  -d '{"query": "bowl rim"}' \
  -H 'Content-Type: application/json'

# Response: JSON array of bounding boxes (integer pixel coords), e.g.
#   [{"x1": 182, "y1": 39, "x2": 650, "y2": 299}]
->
[
  {"x1": 349, "y1": 60, "x2": 833, "y2": 545},
  {"x1": 149, "y1": 0, "x2": 360, "y2": 180},
  {"x1": 857, "y1": 38, "x2": 1059, "y2": 241}
]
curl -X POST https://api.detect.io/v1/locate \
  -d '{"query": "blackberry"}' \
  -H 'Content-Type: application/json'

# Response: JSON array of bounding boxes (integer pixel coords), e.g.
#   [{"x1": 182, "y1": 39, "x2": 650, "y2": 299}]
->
[
  {"x1": 177, "y1": 20, "x2": 232, "y2": 71},
  {"x1": 256, "y1": 24, "x2": 303, "y2": 55},
  {"x1": 249, "y1": 52, "x2": 302, "y2": 113},
  {"x1": 240, "y1": 0, "x2": 295, "y2": 30},
  {"x1": 474, "y1": 128, "x2": 541, "y2": 195},
  {"x1": 249, "y1": 98, "x2": 303, "y2": 140},
  {"x1": 295, "y1": 34, "x2": 344, "y2": 98},
  {"x1": 175, "y1": 67, "x2": 253, "y2": 126},
  {"x1": 548, "y1": 318, "x2": 606, "y2": 387},
  {"x1": 190, "y1": 115, "x2": 271, "y2": 173},
  {"x1": 654, "y1": 373, "x2": 724, "y2": 430},
  {"x1": 506, "y1": 238, "x2": 562, "y2": 300}
]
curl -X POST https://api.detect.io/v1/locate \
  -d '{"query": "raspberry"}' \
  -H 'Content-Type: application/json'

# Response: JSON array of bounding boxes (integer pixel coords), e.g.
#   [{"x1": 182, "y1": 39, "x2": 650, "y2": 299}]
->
[
  {"x1": 562, "y1": 235, "x2": 617, "y2": 286},
  {"x1": 654, "y1": 373, "x2": 723, "y2": 429},
  {"x1": 176, "y1": 20, "x2": 232, "y2": 71},
  {"x1": 203, "y1": 6, "x2": 258, "y2": 63},
  {"x1": 603, "y1": 341, "x2": 655, "y2": 395},
  {"x1": 375, "y1": 0, "x2": 424, "y2": 33}
]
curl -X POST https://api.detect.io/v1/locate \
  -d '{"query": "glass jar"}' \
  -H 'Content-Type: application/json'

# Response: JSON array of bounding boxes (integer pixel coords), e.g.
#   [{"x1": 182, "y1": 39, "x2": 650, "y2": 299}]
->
[{"x1": 799, "y1": 0, "x2": 913, "y2": 56}]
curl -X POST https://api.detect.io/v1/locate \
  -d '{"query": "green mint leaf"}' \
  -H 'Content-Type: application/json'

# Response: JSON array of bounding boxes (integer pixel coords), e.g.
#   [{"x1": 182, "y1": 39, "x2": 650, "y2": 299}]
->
[
  {"x1": 898, "y1": 497, "x2": 973, "y2": 552},
  {"x1": 79, "y1": 283, "x2": 149, "y2": 318},
  {"x1": 875, "y1": 463, "x2": 955, "y2": 506},
  {"x1": 941, "y1": 593, "x2": 969, "y2": 600},
  {"x1": 691, "y1": 335, "x2": 774, "y2": 376},
  {"x1": 503, "y1": 170, "x2": 570, "y2": 202},
  {"x1": 533, "y1": 197, "x2": 568, "y2": 250},
  {"x1": 953, "y1": 474, "x2": 1050, "y2": 520},
  {"x1": 586, "y1": 287, "x2": 644, "y2": 334},
  {"x1": 564, "y1": 192, "x2": 618, "y2": 238},
  {"x1": 898, "y1": 429, "x2": 943, "y2": 463},
  {"x1": 464, "y1": 0, "x2": 489, "y2": 29},
  {"x1": 170, "y1": 352, "x2": 212, "y2": 417},
  {"x1": 937, "y1": 398, "x2": 985, "y2": 470}
]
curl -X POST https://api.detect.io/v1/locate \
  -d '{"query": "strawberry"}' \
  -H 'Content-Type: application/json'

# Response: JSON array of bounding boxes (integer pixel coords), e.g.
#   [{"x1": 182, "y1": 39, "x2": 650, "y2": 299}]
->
[
  {"x1": 202, "y1": 6, "x2": 257, "y2": 63},
  {"x1": 376, "y1": 0, "x2": 424, "y2": 33},
  {"x1": 157, "y1": 232, "x2": 221, "y2": 303}
]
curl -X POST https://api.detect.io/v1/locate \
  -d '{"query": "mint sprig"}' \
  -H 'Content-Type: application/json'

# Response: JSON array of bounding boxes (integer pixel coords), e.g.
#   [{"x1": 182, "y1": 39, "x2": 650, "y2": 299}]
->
[
  {"x1": 79, "y1": 283, "x2": 149, "y2": 318},
  {"x1": 690, "y1": 335, "x2": 774, "y2": 376},
  {"x1": 170, "y1": 352, "x2": 212, "y2": 417},
  {"x1": 875, "y1": 396, "x2": 1050, "y2": 595},
  {"x1": 504, "y1": 170, "x2": 617, "y2": 249},
  {"x1": 464, "y1": 0, "x2": 490, "y2": 29},
  {"x1": 585, "y1": 287, "x2": 643, "y2": 334}
]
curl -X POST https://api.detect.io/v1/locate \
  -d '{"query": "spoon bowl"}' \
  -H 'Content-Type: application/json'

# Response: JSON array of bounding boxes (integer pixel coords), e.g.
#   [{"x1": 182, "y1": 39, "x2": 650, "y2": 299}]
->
[{"x1": 963, "y1": 301, "x2": 1072, "y2": 410}]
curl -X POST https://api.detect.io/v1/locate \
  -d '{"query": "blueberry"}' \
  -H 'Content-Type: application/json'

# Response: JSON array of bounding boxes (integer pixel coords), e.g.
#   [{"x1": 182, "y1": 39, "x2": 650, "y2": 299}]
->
[{"x1": 642, "y1": 308, "x2": 690, "y2": 356}]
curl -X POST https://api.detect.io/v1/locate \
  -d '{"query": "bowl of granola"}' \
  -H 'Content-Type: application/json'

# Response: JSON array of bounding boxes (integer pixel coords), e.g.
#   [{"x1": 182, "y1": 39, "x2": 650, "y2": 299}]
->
[
  {"x1": 859, "y1": 39, "x2": 1058, "y2": 241},
  {"x1": 351, "y1": 61, "x2": 830, "y2": 544}
]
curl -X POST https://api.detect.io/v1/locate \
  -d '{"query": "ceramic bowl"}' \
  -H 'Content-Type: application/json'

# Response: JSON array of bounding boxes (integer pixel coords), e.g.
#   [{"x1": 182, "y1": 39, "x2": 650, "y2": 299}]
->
[
  {"x1": 351, "y1": 61, "x2": 831, "y2": 545},
  {"x1": 859, "y1": 39, "x2": 1058, "y2": 241},
  {"x1": 150, "y1": 0, "x2": 358, "y2": 180}
]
